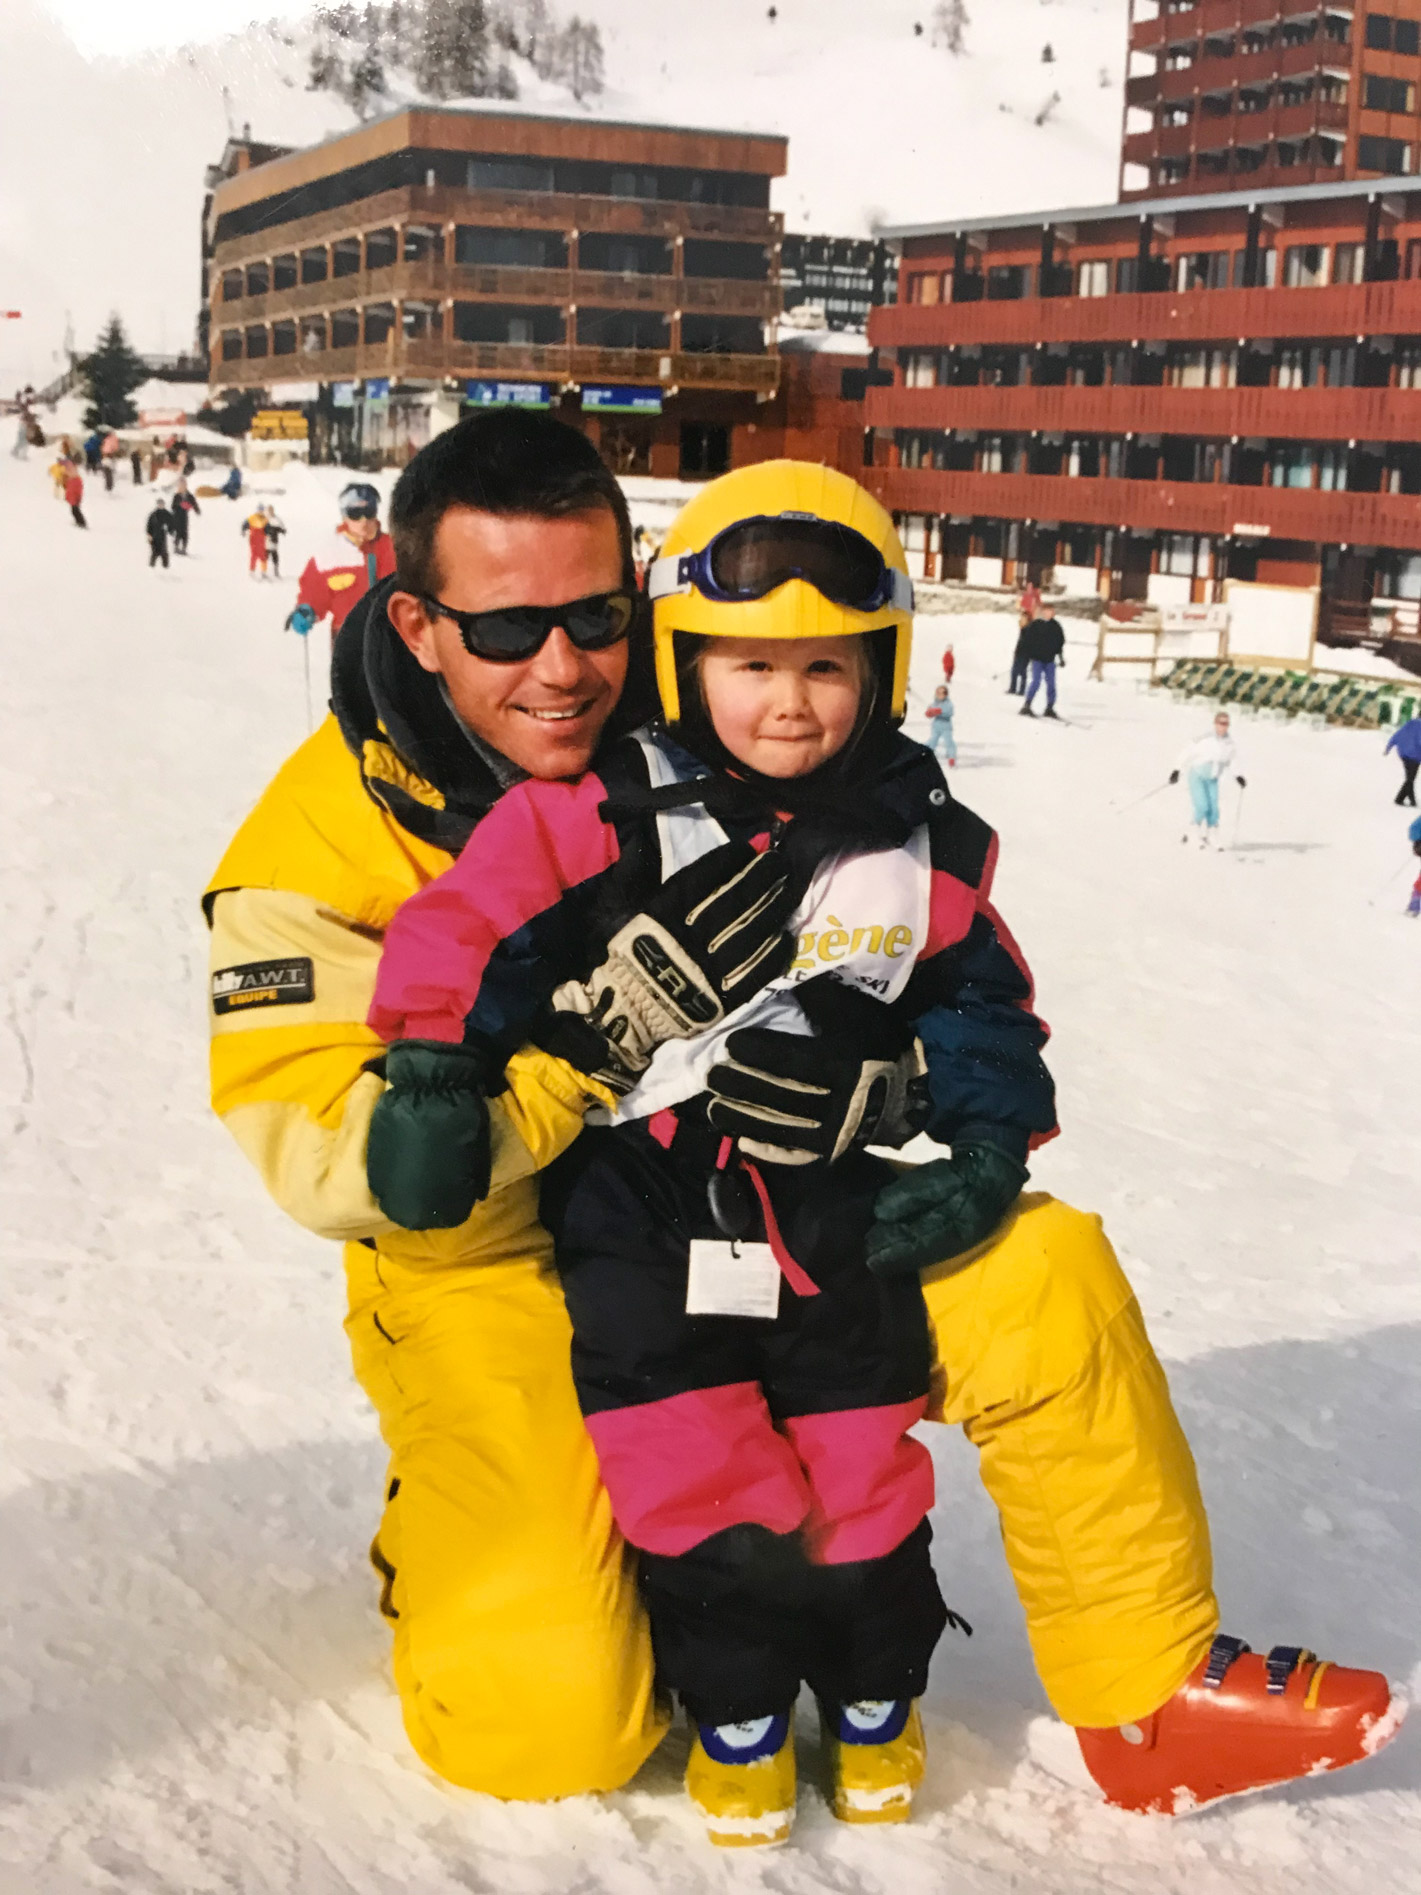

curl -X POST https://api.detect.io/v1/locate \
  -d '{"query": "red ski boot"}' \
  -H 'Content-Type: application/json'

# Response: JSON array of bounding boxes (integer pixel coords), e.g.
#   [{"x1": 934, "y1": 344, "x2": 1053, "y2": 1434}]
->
[{"x1": 1077, "y1": 1635, "x2": 1403, "y2": 1816}]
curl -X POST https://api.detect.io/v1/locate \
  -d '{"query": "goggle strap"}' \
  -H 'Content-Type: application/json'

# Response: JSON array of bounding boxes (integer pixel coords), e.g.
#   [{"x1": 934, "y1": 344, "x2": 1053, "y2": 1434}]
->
[{"x1": 647, "y1": 553, "x2": 693, "y2": 602}]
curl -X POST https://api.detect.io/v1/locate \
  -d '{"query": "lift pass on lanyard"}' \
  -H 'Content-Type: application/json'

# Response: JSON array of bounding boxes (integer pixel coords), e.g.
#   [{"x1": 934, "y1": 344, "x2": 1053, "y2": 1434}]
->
[{"x1": 686, "y1": 1240, "x2": 782, "y2": 1319}]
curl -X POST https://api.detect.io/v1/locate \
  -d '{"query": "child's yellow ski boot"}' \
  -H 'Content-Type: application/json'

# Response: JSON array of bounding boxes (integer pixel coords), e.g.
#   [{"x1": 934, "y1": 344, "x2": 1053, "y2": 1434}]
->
[
  {"x1": 825, "y1": 1699, "x2": 926, "y2": 1825},
  {"x1": 686, "y1": 1711, "x2": 796, "y2": 1848}
]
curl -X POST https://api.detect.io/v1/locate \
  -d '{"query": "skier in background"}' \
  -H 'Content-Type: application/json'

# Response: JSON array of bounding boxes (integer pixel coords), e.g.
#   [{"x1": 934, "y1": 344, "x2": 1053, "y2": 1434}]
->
[
  {"x1": 1385, "y1": 712, "x2": 1421, "y2": 807},
  {"x1": 285, "y1": 480, "x2": 396, "y2": 642},
  {"x1": 170, "y1": 480, "x2": 200, "y2": 555},
  {"x1": 130, "y1": 447, "x2": 143, "y2": 485},
  {"x1": 261, "y1": 507, "x2": 286, "y2": 578},
  {"x1": 1170, "y1": 710, "x2": 1246, "y2": 847},
  {"x1": 925, "y1": 683, "x2": 957, "y2": 766},
  {"x1": 1019, "y1": 610, "x2": 1066, "y2": 718},
  {"x1": 244, "y1": 506, "x2": 270, "y2": 579},
  {"x1": 940, "y1": 641, "x2": 955, "y2": 686},
  {"x1": 221, "y1": 465, "x2": 243, "y2": 501},
  {"x1": 146, "y1": 499, "x2": 175, "y2": 568},
  {"x1": 64, "y1": 463, "x2": 86, "y2": 529},
  {"x1": 1408, "y1": 812, "x2": 1421, "y2": 917}
]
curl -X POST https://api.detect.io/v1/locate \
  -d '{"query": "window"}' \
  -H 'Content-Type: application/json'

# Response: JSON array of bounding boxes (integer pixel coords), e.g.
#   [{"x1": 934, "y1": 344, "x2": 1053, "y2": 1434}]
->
[
  {"x1": 1324, "y1": 10, "x2": 1353, "y2": 44},
  {"x1": 273, "y1": 254, "x2": 298, "y2": 291},
  {"x1": 581, "y1": 232, "x2": 671, "y2": 275},
  {"x1": 1365, "y1": 73, "x2": 1416, "y2": 112},
  {"x1": 1358, "y1": 134, "x2": 1414, "y2": 172},
  {"x1": 1277, "y1": 345, "x2": 1323, "y2": 388},
  {"x1": 904, "y1": 351, "x2": 939, "y2": 388},
  {"x1": 300, "y1": 316, "x2": 326, "y2": 354},
  {"x1": 244, "y1": 325, "x2": 268, "y2": 359},
  {"x1": 986, "y1": 264, "x2": 1029, "y2": 300},
  {"x1": 681, "y1": 314, "x2": 764, "y2": 354},
  {"x1": 456, "y1": 227, "x2": 568, "y2": 269},
  {"x1": 469, "y1": 156, "x2": 555, "y2": 193},
  {"x1": 682, "y1": 241, "x2": 768, "y2": 281},
  {"x1": 1318, "y1": 444, "x2": 1350, "y2": 490},
  {"x1": 364, "y1": 228, "x2": 398, "y2": 271},
  {"x1": 1167, "y1": 346, "x2": 1236, "y2": 388},
  {"x1": 1233, "y1": 245, "x2": 1278, "y2": 287},
  {"x1": 1367, "y1": 12, "x2": 1421, "y2": 52},
  {"x1": 220, "y1": 329, "x2": 242, "y2": 361},
  {"x1": 610, "y1": 168, "x2": 659, "y2": 200},
  {"x1": 1284, "y1": 243, "x2": 1330, "y2": 288},
  {"x1": 221, "y1": 269, "x2": 243, "y2": 302},
  {"x1": 300, "y1": 246, "x2": 328, "y2": 284},
  {"x1": 577, "y1": 308, "x2": 669, "y2": 350},
  {"x1": 272, "y1": 321, "x2": 297, "y2": 357},
  {"x1": 1077, "y1": 259, "x2": 1110, "y2": 297},
  {"x1": 680, "y1": 423, "x2": 730, "y2": 480},
  {"x1": 1335, "y1": 241, "x2": 1367, "y2": 283},
  {"x1": 244, "y1": 261, "x2": 268, "y2": 297},
  {"x1": 906, "y1": 271, "x2": 942, "y2": 304},
  {"x1": 1175, "y1": 250, "x2": 1229, "y2": 291},
  {"x1": 452, "y1": 303, "x2": 565, "y2": 345}
]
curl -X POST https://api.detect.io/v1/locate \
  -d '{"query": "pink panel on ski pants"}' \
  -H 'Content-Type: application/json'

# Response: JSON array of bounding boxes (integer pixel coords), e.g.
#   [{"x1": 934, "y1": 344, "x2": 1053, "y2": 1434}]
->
[{"x1": 584, "y1": 1384, "x2": 932, "y2": 1565}]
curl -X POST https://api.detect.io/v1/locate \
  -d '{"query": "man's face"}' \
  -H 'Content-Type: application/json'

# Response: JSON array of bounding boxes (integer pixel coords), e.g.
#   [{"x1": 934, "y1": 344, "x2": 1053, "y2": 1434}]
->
[
  {"x1": 1215, "y1": 716, "x2": 1230, "y2": 737},
  {"x1": 387, "y1": 506, "x2": 628, "y2": 780}
]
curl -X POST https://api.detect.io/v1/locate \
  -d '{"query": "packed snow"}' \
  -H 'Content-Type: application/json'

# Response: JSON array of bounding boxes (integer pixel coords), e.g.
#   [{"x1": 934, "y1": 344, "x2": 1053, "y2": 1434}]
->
[
  {"x1": 1, "y1": 445, "x2": 1418, "y2": 1893},
  {"x1": 1, "y1": 0, "x2": 1125, "y2": 386}
]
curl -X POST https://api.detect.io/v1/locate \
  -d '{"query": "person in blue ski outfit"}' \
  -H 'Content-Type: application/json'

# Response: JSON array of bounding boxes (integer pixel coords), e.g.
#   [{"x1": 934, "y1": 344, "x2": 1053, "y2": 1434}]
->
[{"x1": 1385, "y1": 714, "x2": 1421, "y2": 807}]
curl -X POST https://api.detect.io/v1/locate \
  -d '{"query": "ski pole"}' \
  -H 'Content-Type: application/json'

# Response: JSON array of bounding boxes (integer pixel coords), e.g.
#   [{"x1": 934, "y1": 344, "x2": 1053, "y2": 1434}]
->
[
  {"x1": 302, "y1": 632, "x2": 313, "y2": 733},
  {"x1": 1230, "y1": 783, "x2": 1246, "y2": 851},
  {"x1": 1366, "y1": 861, "x2": 1409, "y2": 907},
  {"x1": 1112, "y1": 781, "x2": 1171, "y2": 815}
]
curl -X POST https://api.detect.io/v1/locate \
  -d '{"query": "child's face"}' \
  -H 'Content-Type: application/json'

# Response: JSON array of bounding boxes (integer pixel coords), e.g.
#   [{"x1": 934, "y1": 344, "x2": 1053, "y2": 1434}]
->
[{"x1": 698, "y1": 635, "x2": 867, "y2": 779}]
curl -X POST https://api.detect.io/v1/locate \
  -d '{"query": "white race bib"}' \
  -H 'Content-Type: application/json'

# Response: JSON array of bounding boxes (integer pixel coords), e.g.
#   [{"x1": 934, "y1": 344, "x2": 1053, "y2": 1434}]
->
[{"x1": 686, "y1": 1240, "x2": 782, "y2": 1320}]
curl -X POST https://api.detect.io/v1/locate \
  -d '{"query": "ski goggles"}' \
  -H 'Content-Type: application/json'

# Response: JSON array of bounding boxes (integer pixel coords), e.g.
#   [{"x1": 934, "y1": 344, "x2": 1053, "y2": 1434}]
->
[
  {"x1": 647, "y1": 513, "x2": 914, "y2": 616},
  {"x1": 341, "y1": 502, "x2": 379, "y2": 521},
  {"x1": 420, "y1": 587, "x2": 637, "y2": 663}
]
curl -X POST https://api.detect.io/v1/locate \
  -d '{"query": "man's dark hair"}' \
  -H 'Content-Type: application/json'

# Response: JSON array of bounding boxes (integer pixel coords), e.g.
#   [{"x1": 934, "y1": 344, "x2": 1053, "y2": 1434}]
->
[{"x1": 390, "y1": 409, "x2": 635, "y2": 599}]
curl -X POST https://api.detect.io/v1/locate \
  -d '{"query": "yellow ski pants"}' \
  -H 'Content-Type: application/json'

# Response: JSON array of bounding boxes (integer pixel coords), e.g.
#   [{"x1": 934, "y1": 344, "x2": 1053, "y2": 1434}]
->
[{"x1": 344, "y1": 1192, "x2": 1219, "y2": 1799}]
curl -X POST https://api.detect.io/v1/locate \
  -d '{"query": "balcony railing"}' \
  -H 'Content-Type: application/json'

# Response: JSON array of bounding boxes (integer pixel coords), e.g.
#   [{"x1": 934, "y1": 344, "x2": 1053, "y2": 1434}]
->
[
  {"x1": 211, "y1": 183, "x2": 782, "y2": 272},
  {"x1": 871, "y1": 279, "x2": 1421, "y2": 351},
  {"x1": 867, "y1": 382, "x2": 1421, "y2": 444},
  {"x1": 209, "y1": 335, "x2": 780, "y2": 395},
  {"x1": 862, "y1": 464, "x2": 1421, "y2": 552},
  {"x1": 213, "y1": 258, "x2": 780, "y2": 327}
]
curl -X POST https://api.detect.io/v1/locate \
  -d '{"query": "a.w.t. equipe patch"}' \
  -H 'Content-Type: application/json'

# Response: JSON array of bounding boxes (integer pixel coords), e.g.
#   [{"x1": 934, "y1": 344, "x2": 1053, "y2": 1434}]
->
[{"x1": 212, "y1": 957, "x2": 315, "y2": 1015}]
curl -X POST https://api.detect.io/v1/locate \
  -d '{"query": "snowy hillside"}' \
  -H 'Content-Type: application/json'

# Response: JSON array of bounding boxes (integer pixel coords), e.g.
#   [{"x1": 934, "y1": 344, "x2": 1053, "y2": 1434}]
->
[
  {"x1": 2, "y1": 446, "x2": 1419, "y2": 1894},
  {"x1": 0, "y1": 0, "x2": 1125, "y2": 385}
]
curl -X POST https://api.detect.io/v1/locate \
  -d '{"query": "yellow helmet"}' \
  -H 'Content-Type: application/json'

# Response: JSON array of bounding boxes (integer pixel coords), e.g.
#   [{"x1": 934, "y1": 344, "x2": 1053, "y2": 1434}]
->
[{"x1": 646, "y1": 460, "x2": 914, "y2": 731}]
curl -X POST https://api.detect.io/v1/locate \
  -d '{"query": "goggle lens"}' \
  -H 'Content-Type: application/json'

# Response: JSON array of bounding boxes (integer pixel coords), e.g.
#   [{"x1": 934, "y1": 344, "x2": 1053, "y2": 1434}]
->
[
  {"x1": 343, "y1": 504, "x2": 378, "y2": 520},
  {"x1": 707, "y1": 517, "x2": 889, "y2": 611}
]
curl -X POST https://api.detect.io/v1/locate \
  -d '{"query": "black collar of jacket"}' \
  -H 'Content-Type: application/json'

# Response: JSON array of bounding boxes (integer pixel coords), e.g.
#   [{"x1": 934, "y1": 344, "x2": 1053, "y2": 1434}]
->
[{"x1": 330, "y1": 575, "x2": 504, "y2": 854}]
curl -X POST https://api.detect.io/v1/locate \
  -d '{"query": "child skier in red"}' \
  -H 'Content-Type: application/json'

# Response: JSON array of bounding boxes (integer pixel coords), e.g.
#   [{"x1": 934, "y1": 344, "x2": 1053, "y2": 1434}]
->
[{"x1": 365, "y1": 464, "x2": 1058, "y2": 1845}]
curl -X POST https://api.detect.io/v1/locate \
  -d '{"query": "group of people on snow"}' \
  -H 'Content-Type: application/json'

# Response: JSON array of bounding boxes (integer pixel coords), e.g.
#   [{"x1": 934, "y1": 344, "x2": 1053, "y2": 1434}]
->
[{"x1": 204, "y1": 415, "x2": 1401, "y2": 1854}]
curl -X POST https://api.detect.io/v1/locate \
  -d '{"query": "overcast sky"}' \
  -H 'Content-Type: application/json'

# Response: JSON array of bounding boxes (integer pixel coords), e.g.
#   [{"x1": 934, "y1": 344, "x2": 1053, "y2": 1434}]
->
[{"x1": 43, "y1": 0, "x2": 314, "y2": 58}]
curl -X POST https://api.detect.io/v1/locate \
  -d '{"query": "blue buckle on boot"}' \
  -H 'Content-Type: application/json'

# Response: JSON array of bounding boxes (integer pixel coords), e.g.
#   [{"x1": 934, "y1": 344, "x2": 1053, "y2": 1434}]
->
[
  {"x1": 1265, "y1": 1645, "x2": 1315, "y2": 1695},
  {"x1": 1201, "y1": 1634, "x2": 1251, "y2": 1689}
]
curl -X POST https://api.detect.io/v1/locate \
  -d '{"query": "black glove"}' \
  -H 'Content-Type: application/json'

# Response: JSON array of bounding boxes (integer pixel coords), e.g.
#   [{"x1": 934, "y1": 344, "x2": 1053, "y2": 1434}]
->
[
  {"x1": 1236, "y1": 776, "x2": 1247, "y2": 788},
  {"x1": 865, "y1": 1139, "x2": 1029, "y2": 1278},
  {"x1": 551, "y1": 841, "x2": 798, "y2": 1093},
  {"x1": 1168, "y1": 770, "x2": 1180, "y2": 785},
  {"x1": 705, "y1": 977, "x2": 929, "y2": 1166},
  {"x1": 366, "y1": 1040, "x2": 493, "y2": 1230}
]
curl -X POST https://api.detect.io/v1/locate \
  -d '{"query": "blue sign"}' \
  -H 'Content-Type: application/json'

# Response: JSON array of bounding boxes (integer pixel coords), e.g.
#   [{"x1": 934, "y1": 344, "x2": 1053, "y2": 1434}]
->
[
  {"x1": 582, "y1": 384, "x2": 663, "y2": 415},
  {"x1": 332, "y1": 381, "x2": 356, "y2": 409},
  {"x1": 364, "y1": 377, "x2": 391, "y2": 400},
  {"x1": 466, "y1": 380, "x2": 552, "y2": 409}
]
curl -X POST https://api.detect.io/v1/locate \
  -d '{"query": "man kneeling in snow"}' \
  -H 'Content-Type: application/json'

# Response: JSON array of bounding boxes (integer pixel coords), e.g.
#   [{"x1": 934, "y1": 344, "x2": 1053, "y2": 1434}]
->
[{"x1": 204, "y1": 413, "x2": 1400, "y2": 1817}]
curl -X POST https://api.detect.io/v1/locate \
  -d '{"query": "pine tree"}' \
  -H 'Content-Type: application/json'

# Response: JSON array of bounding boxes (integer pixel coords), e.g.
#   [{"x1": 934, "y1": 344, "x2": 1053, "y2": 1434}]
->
[
  {"x1": 931, "y1": 0, "x2": 969, "y2": 56},
  {"x1": 348, "y1": 3, "x2": 388, "y2": 114},
  {"x1": 548, "y1": 16, "x2": 604, "y2": 99},
  {"x1": 79, "y1": 315, "x2": 147, "y2": 430}
]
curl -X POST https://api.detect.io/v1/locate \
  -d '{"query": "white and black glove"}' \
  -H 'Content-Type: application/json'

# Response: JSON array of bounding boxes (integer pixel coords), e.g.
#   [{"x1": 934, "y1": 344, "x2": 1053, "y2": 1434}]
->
[
  {"x1": 550, "y1": 840, "x2": 798, "y2": 1095},
  {"x1": 705, "y1": 978, "x2": 930, "y2": 1166}
]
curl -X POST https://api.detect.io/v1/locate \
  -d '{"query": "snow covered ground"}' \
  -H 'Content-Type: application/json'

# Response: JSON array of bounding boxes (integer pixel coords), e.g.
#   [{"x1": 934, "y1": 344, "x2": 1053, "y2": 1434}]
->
[{"x1": 1, "y1": 446, "x2": 1419, "y2": 1893}]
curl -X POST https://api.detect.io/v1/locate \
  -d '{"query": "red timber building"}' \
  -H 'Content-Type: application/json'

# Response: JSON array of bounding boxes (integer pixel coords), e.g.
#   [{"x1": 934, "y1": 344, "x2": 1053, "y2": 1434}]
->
[
  {"x1": 865, "y1": 171, "x2": 1421, "y2": 617},
  {"x1": 1121, "y1": 1, "x2": 1421, "y2": 200}
]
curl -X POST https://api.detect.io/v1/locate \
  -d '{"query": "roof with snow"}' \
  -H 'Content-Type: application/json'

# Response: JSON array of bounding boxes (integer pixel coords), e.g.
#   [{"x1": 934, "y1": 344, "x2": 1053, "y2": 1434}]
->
[{"x1": 879, "y1": 174, "x2": 1421, "y2": 243}]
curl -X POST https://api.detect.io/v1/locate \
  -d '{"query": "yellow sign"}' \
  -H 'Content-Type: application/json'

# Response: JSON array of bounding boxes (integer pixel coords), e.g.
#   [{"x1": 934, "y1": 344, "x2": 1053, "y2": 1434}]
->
[{"x1": 251, "y1": 409, "x2": 309, "y2": 440}]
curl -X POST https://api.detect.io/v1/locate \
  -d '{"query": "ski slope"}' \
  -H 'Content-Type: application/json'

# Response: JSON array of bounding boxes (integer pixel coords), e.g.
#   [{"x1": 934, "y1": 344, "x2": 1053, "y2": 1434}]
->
[{"x1": 0, "y1": 447, "x2": 1418, "y2": 1893}]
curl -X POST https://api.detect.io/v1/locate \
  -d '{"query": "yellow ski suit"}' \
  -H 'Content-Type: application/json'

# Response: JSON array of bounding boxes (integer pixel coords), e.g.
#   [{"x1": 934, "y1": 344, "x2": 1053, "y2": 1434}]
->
[{"x1": 205, "y1": 714, "x2": 1218, "y2": 1799}]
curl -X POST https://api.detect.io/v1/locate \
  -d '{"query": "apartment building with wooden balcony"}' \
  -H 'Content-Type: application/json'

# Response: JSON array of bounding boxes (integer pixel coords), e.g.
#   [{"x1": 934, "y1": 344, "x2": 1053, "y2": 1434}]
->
[
  {"x1": 1123, "y1": 1, "x2": 1421, "y2": 198},
  {"x1": 866, "y1": 174, "x2": 1421, "y2": 615},
  {"x1": 205, "y1": 106, "x2": 786, "y2": 476}
]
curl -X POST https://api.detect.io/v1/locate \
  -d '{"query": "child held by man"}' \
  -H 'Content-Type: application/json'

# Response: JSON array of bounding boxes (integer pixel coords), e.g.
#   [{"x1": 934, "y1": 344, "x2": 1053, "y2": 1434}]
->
[{"x1": 365, "y1": 464, "x2": 1056, "y2": 1847}]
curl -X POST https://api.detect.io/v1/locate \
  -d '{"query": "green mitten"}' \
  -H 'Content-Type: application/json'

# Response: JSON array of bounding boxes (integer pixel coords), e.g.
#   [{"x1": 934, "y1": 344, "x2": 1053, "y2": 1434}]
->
[
  {"x1": 366, "y1": 1039, "x2": 493, "y2": 1231},
  {"x1": 866, "y1": 1141, "x2": 1029, "y2": 1278}
]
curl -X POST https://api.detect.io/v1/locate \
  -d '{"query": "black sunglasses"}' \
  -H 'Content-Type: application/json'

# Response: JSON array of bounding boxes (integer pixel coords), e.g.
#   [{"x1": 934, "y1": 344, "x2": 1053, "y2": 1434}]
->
[
  {"x1": 421, "y1": 588, "x2": 636, "y2": 663},
  {"x1": 342, "y1": 504, "x2": 379, "y2": 521}
]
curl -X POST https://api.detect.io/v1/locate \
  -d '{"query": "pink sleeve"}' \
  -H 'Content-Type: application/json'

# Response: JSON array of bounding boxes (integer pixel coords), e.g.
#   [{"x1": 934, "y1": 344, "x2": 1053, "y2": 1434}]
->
[{"x1": 368, "y1": 773, "x2": 620, "y2": 1043}]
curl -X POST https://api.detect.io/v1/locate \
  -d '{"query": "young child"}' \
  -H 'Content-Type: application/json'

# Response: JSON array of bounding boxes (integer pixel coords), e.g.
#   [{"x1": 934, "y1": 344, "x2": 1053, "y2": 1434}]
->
[
  {"x1": 925, "y1": 684, "x2": 956, "y2": 765},
  {"x1": 366, "y1": 463, "x2": 1056, "y2": 1847}
]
